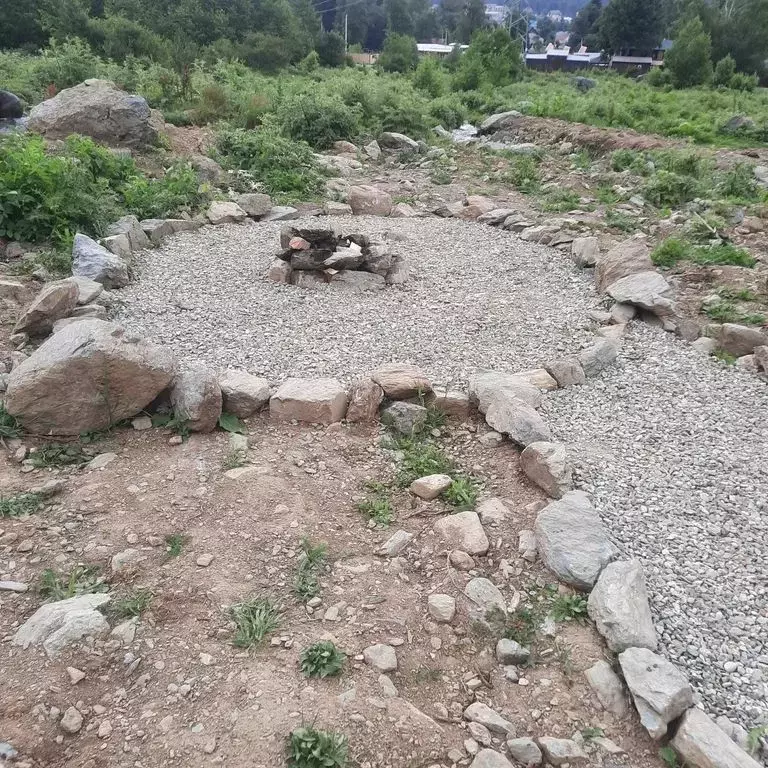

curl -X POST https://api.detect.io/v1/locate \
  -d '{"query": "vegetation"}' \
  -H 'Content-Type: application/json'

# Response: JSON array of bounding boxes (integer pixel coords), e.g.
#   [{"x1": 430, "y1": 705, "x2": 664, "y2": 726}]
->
[
  {"x1": 39, "y1": 564, "x2": 108, "y2": 600},
  {"x1": 443, "y1": 475, "x2": 479, "y2": 510},
  {"x1": 28, "y1": 442, "x2": 93, "y2": 468},
  {"x1": 550, "y1": 593, "x2": 589, "y2": 622},
  {"x1": 164, "y1": 533, "x2": 186, "y2": 557},
  {"x1": 288, "y1": 727, "x2": 348, "y2": 768},
  {"x1": 652, "y1": 237, "x2": 757, "y2": 268},
  {"x1": 294, "y1": 537, "x2": 328, "y2": 602},
  {"x1": 111, "y1": 588, "x2": 154, "y2": 618},
  {"x1": 299, "y1": 640, "x2": 346, "y2": 678},
  {"x1": 230, "y1": 596, "x2": 281, "y2": 647},
  {"x1": 357, "y1": 480, "x2": 395, "y2": 526},
  {"x1": 0, "y1": 491, "x2": 46, "y2": 518}
]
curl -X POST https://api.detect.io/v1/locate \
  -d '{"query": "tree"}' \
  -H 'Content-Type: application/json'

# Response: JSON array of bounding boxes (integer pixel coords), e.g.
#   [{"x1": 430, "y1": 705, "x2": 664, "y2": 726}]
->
[
  {"x1": 712, "y1": 54, "x2": 736, "y2": 87},
  {"x1": 664, "y1": 15, "x2": 712, "y2": 86},
  {"x1": 0, "y1": 0, "x2": 45, "y2": 50},
  {"x1": 385, "y1": 0, "x2": 414, "y2": 35},
  {"x1": 599, "y1": 0, "x2": 664, "y2": 54},
  {"x1": 457, "y1": 0, "x2": 488, "y2": 44},
  {"x1": 536, "y1": 16, "x2": 556, "y2": 42},
  {"x1": 378, "y1": 33, "x2": 418, "y2": 72},
  {"x1": 455, "y1": 27, "x2": 522, "y2": 88},
  {"x1": 317, "y1": 30, "x2": 346, "y2": 67},
  {"x1": 568, "y1": 0, "x2": 602, "y2": 50}
]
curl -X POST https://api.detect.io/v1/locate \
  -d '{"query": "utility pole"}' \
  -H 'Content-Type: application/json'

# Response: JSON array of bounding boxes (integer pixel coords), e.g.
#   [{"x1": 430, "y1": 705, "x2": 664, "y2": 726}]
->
[{"x1": 344, "y1": 12, "x2": 348, "y2": 51}]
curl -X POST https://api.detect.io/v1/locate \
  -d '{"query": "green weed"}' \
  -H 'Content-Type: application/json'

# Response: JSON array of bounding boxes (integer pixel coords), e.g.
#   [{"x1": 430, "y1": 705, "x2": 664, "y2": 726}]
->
[
  {"x1": 222, "y1": 446, "x2": 247, "y2": 470},
  {"x1": 218, "y1": 412, "x2": 247, "y2": 434},
  {"x1": 595, "y1": 185, "x2": 623, "y2": 205},
  {"x1": 151, "y1": 412, "x2": 190, "y2": 440},
  {"x1": 719, "y1": 287, "x2": 758, "y2": 302},
  {"x1": 111, "y1": 588, "x2": 153, "y2": 619},
  {"x1": 498, "y1": 154, "x2": 540, "y2": 193},
  {"x1": 393, "y1": 437, "x2": 453, "y2": 487},
  {"x1": 643, "y1": 170, "x2": 701, "y2": 207},
  {"x1": 287, "y1": 727, "x2": 348, "y2": 768},
  {"x1": 39, "y1": 565, "x2": 108, "y2": 601},
  {"x1": 299, "y1": 640, "x2": 346, "y2": 678},
  {"x1": 0, "y1": 491, "x2": 45, "y2": 518},
  {"x1": 747, "y1": 725, "x2": 768, "y2": 755},
  {"x1": 0, "y1": 404, "x2": 23, "y2": 439},
  {"x1": 165, "y1": 533, "x2": 186, "y2": 557},
  {"x1": 28, "y1": 442, "x2": 92, "y2": 468},
  {"x1": 444, "y1": 475, "x2": 479, "y2": 511},
  {"x1": 705, "y1": 300, "x2": 766, "y2": 325},
  {"x1": 605, "y1": 208, "x2": 638, "y2": 232},
  {"x1": 357, "y1": 481, "x2": 395, "y2": 527},
  {"x1": 652, "y1": 238, "x2": 756, "y2": 268},
  {"x1": 231, "y1": 597, "x2": 281, "y2": 647},
  {"x1": 713, "y1": 349, "x2": 738, "y2": 365},
  {"x1": 550, "y1": 594, "x2": 589, "y2": 622},
  {"x1": 294, "y1": 537, "x2": 327, "y2": 603},
  {"x1": 581, "y1": 726, "x2": 605, "y2": 741},
  {"x1": 540, "y1": 187, "x2": 581, "y2": 213},
  {"x1": 659, "y1": 746, "x2": 680, "y2": 768}
]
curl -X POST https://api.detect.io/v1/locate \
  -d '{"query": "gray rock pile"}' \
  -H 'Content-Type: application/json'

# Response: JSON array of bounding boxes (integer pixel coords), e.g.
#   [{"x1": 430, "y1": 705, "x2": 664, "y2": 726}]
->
[{"x1": 266, "y1": 224, "x2": 408, "y2": 289}]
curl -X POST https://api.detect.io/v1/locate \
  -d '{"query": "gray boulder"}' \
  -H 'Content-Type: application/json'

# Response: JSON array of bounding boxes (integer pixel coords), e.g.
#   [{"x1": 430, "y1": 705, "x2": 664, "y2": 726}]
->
[
  {"x1": 219, "y1": 369, "x2": 270, "y2": 418},
  {"x1": 606, "y1": 271, "x2": 675, "y2": 318},
  {"x1": 348, "y1": 185, "x2": 393, "y2": 216},
  {"x1": 584, "y1": 660, "x2": 629, "y2": 716},
  {"x1": 237, "y1": 193, "x2": 273, "y2": 218},
  {"x1": 0, "y1": 90, "x2": 23, "y2": 119},
  {"x1": 595, "y1": 238, "x2": 653, "y2": 292},
  {"x1": 478, "y1": 111, "x2": 521, "y2": 134},
  {"x1": 371, "y1": 362, "x2": 431, "y2": 399},
  {"x1": 545, "y1": 358, "x2": 585, "y2": 387},
  {"x1": 496, "y1": 638, "x2": 530, "y2": 665},
  {"x1": 170, "y1": 364, "x2": 222, "y2": 433},
  {"x1": 578, "y1": 338, "x2": 620, "y2": 377},
  {"x1": 13, "y1": 280, "x2": 79, "y2": 336},
  {"x1": 12, "y1": 593, "x2": 111, "y2": 657},
  {"x1": 469, "y1": 370, "x2": 542, "y2": 412},
  {"x1": 534, "y1": 490, "x2": 618, "y2": 590},
  {"x1": 587, "y1": 559, "x2": 657, "y2": 652},
  {"x1": 28, "y1": 79, "x2": 158, "y2": 148},
  {"x1": 538, "y1": 737, "x2": 588, "y2": 766},
  {"x1": 363, "y1": 643, "x2": 397, "y2": 672},
  {"x1": 619, "y1": 647, "x2": 694, "y2": 740},
  {"x1": 520, "y1": 442, "x2": 572, "y2": 498},
  {"x1": 470, "y1": 749, "x2": 515, "y2": 768},
  {"x1": 718, "y1": 323, "x2": 767, "y2": 357},
  {"x1": 381, "y1": 401, "x2": 427, "y2": 435},
  {"x1": 507, "y1": 738, "x2": 542, "y2": 765},
  {"x1": 5, "y1": 319, "x2": 175, "y2": 435},
  {"x1": 464, "y1": 576, "x2": 505, "y2": 621},
  {"x1": 672, "y1": 708, "x2": 762, "y2": 768},
  {"x1": 571, "y1": 236, "x2": 599, "y2": 267},
  {"x1": 72, "y1": 233, "x2": 129, "y2": 288},
  {"x1": 485, "y1": 391, "x2": 551, "y2": 446},
  {"x1": 106, "y1": 215, "x2": 151, "y2": 251},
  {"x1": 378, "y1": 132, "x2": 418, "y2": 151}
]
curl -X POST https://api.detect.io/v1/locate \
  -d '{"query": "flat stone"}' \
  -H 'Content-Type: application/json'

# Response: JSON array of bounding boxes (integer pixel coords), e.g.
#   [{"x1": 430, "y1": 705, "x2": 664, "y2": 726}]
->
[
  {"x1": 370, "y1": 363, "x2": 431, "y2": 399},
  {"x1": 607, "y1": 271, "x2": 675, "y2": 318},
  {"x1": 545, "y1": 358, "x2": 585, "y2": 387},
  {"x1": 518, "y1": 529, "x2": 537, "y2": 561},
  {"x1": 520, "y1": 442, "x2": 572, "y2": 499},
  {"x1": 619, "y1": 647, "x2": 694, "y2": 740},
  {"x1": 434, "y1": 511, "x2": 489, "y2": 556},
  {"x1": 469, "y1": 370, "x2": 542, "y2": 412},
  {"x1": 578, "y1": 338, "x2": 620, "y2": 377},
  {"x1": 219, "y1": 369, "x2": 270, "y2": 418},
  {"x1": 0, "y1": 580, "x2": 29, "y2": 592},
  {"x1": 111, "y1": 548, "x2": 144, "y2": 573},
  {"x1": 262, "y1": 206, "x2": 299, "y2": 221},
  {"x1": 86, "y1": 452, "x2": 117, "y2": 470},
  {"x1": 588, "y1": 559, "x2": 657, "y2": 652},
  {"x1": 378, "y1": 673, "x2": 398, "y2": 697},
  {"x1": 470, "y1": 750, "x2": 514, "y2": 768},
  {"x1": 71, "y1": 233, "x2": 129, "y2": 288},
  {"x1": 485, "y1": 391, "x2": 551, "y2": 446},
  {"x1": 506, "y1": 738, "x2": 542, "y2": 765},
  {"x1": 534, "y1": 491, "x2": 618, "y2": 590},
  {"x1": 196, "y1": 553, "x2": 214, "y2": 567},
  {"x1": 477, "y1": 497, "x2": 509, "y2": 526},
  {"x1": 538, "y1": 737, "x2": 588, "y2": 766},
  {"x1": 595, "y1": 238, "x2": 652, "y2": 292},
  {"x1": 363, "y1": 643, "x2": 397, "y2": 672},
  {"x1": 463, "y1": 703, "x2": 515, "y2": 736},
  {"x1": 496, "y1": 638, "x2": 530, "y2": 665},
  {"x1": 110, "y1": 617, "x2": 137, "y2": 645},
  {"x1": 237, "y1": 193, "x2": 272, "y2": 218},
  {"x1": 584, "y1": 660, "x2": 629, "y2": 717},
  {"x1": 464, "y1": 577, "x2": 506, "y2": 623},
  {"x1": 427, "y1": 594, "x2": 456, "y2": 623},
  {"x1": 379, "y1": 530, "x2": 413, "y2": 557},
  {"x1": 513, "y1": 368, "x2": 558, "y2": 391},
  {"x1": 672, "y1": 708, "x2": 762, "y2": 768},
  {"x1": 428, "y1": 389, "x2": 470, "y2": 418},
  {"x1": 206, "y1": 201, "x2": 247, "y2": 225},
  {"x1": 410, "y1": 474, "x2": 452, "y2": 500},
  {"x1": 381, "y1": 401, "x2": 427, "y2": 435},
  {"x1": 348, "y1": 185, "x2": 393, "y2": 216},
  {"x1": 270, "y1": 378, "x2": 347, "y2": 424},
  {"x1": 68, "y1": 276, "x2": 103, "y2": 305},
  {"x1": 14, "y1": 280, "x2": 79, "y2": 336},
  {"x1": 66, "y1": 666, "x2": 86, "y2": 684}
]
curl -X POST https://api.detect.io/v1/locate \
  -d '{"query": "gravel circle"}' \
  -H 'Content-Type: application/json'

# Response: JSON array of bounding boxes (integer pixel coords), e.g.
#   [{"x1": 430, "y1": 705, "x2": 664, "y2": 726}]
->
[
  {"x1": 543, "y1": 323, "x2": 768, "y2": 731},
  {"x1": 117, "y1": 216, "x2": 597, "y2": 384}
]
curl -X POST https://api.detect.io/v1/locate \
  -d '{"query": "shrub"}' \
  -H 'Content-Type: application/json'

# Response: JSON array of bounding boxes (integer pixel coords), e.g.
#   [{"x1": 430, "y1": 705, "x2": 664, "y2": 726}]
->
[
  {"x1": 277, "y1": 92, "x2": 360, "y2": 150},
  {"x1": 288, "y1": 727, "x2": 348, "y2": 768},
  {"x1": 643, "y1": 170, "x2": 701, "y2": 207},
  {"x1": 34, "y1": 37, "x2": 105, "y2": 92},
  {"x1": 664, "y1": 16, "x2": 712, "y2": 88},
  {"x1": 499, "y1": 154, "x2": 540, "y2": 192},
  {"x1": 300, "y1": 640, "x2": 346, "y2": 678},
  {"x1": 729, "y1": 72, "x2": 758, "y2": 92},
  {"x1": 540, "y1": 187, "x2": 580, "y2": 212},
  {"x1": 298, "y1": 50, "x2": 320, "y2": 73},
  {"x1": 379, "y1": 34, "x2": 418, "y2": 73},
  {"x1": 428, "y1": 96, "x2": 466, "y2": 129},
  {"x1": 713, "y1": 55, "x2": 736, "y2": 88},
  {"x1": 413, "y1": 56, "x2": 446, "y2": 98},
  {"x1": 647, "y1": 67, "x2": 673, "y2": 88},
  {"x1": 651, "y1": 237, "x2": 692, "y2": 267},
  {"x1": 456, "y1": 28, "x2": 522, "y2": 89},
  {"x1": 215, "y1": 128, "x2": 325, "y2": 201},
  {"x1": 717, "y1": 163, "x2": 760, "y2": 201},
  {"x1": 610, "y1": 149, "x2": 645, "y2": 173},
  {"x1": 121, "y1": 163, "x2": 208, "y2": 220}
]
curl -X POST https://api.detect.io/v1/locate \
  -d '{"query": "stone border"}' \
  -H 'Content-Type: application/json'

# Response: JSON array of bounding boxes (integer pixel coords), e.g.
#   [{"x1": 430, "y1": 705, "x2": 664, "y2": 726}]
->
[{"x1": 2, "y1": 208, "x2": 764, "y2": 767}]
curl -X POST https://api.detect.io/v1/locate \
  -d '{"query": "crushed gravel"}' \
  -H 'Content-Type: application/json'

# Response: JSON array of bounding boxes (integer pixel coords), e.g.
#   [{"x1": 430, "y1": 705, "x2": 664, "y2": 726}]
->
[
  {"x1": 116, "y1": 216, "x2": 597, "y2": 384},
  {"x1": 543, "y1": 323, "x2": 768, "y2": 731}
]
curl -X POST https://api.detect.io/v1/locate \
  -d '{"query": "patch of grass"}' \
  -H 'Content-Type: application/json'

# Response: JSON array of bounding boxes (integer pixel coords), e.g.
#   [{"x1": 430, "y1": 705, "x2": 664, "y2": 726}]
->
[
  {"x1": 28, "y1": 442, "x2": 92, "y2": 468},
  {"x1": 571, "y1": 149, "x2": 593, "y2": 170},
  {"x1": 713, "y1": 349, "x2": 738, "y2": 365},
  {"x1": 443, "y1": 475, "x2": 479, "y2": 511},
  {"x1": 550, "y1": 594, "x2": 589, "y2": 622},
  {"x1": 357, "y1": 481, "x2": 395, "y2": 527},
  {"x1": 294, "y1": 537, "x2": 327, "y2": 603},
  {"x1": 610, "y1": 149, "x2": 646, "y2": 173},
  {"x1": 540, "y1": 187, "x2": 581, "y2": 213},
  {"x1": 748, "y1": 725, "x2": 768, "y2": 756},
  {"x1": 643, "y1": 170, "x2": 701, "y2": 208},
  {"x1": 659, "y1": 746, "x2": 681, "y2": 768},
  {"x1": 218, "y1": 412, "x2": 246, "y2": 434},
  {"x1": 230, "y1": 597, "x2": 281, "y2": 648},
  {"x1": 299, "y1": 640, "x2": 346, "y2": 678},
  {"x1": 151, "y1": 412, "x2": 190, "y2": 440},
  {"x1": 581, "y1": 726, "x2": 605, "y2": 741},
  {"x1": 0, "y1": 491, "x2": 45, "y2": 518},
  {"x1": 222, "y1": 446, "x2": 248, "y2": 470},
  {"x1": 111, "y1": 588, "x2": 153, "y2": 619},
  {"x1": 719, "y1": 287, "x2": 758, "y2": 302},
  {"x1": 595, "y1": 185, "x2": 623, "y2": 205},
  {"x1": 652, "y1": 238, "x2": 757, "y2": 269},
  {"x1": 652, "y1": 237, "x2": 692, "y2": 267},
  {"x1": 718, "y1": 163, "x2": 760, "y2": 201},
  {"x1": 429, "y1": 166, "x2": 453, "y2": 185},
  {"x1": 498, "y1": 154, "x2": 540, "y2": 193},
  {"x1": 705, "y1": 300, "x2": 766, "y2": 326},
  {"x1": 39, "y1": 565, "x2": 108, "y2": 601},
  {"x1": 0, "y1": 404, "x2": 23, "y2": 439},
  {"x1": 393, "y1": 437, "x2": 453, "y2": 487},
  {"x1": 605, "y1": 208, "x2": 638, "y2": 232},
  {"x1": 165, "y1": 533, "x2": 185, "y2": 557},
  {"x1": 287, "y1": 726, "x2": 348, "y2": 768}
]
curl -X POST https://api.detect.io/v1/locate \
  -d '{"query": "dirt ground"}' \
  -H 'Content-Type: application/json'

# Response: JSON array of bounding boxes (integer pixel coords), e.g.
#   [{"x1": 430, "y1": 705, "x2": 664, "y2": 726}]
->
[{"x1": 1, "y1": 412, "x2": 666, "y2": 768}]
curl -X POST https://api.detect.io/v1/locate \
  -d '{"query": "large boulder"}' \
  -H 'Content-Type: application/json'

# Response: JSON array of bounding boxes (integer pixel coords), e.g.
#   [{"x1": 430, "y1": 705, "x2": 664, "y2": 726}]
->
[
  {"x1": 534, "y1": 491, "x2": 618, "y2": 590},
  {"x1": 0, "y1": 90, "x2": 24, "y2": 119},
  {"x1": 169, "y1": 364, "x2": 222, "y2": 433},
  {"x1": 348, "y1": 185, "x2": 393, "y2": 216},
  {"x1": 5, "y1": 319, "x2": 176, "y2": 435},
  {"x1": 72, "y1": 233, "x2": 129, "y2": 288},
  {"x1": 28, "y1": 80, "x2": 159, "y2": 148},
  {"x1": 595, "y1": 238, "x2": 653, "y2": 293},
  {"x1": 469, "y1": 370, "x2": 542, "y2": 412},
  {"x1": 718, "y1": 323, "x2": 767, "y2": 357},
  {"x1": 587, "y1": 559, "x2": 657, "y2": 652},
  {"x1": 606, "y1": 271, "x2": 675, "y2": 318},
  {"x1": 13, "y1": 280, "x2": 79, "y2": 337},
  {"x1": 671, "y1": 708, "x2": 762, "y2": 768},
  {"x1": 618, "y1": 647, "x2": 694, "y2": 740},
  {"x1": 378, "y1": 132, "x2": 419, "y2": 151},
  {"x1": 478, "y1": 111, "x2": 522, "y2": 135}
]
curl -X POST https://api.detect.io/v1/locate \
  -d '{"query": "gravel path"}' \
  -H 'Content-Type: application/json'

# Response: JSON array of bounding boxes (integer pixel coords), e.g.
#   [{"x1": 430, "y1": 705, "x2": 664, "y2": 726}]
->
[
  {"x1": 544, "y1": 324, "x2": 768, "y2": 731},
  {"x1": 117, "y1": 216, "x2": 596, "y2": 384},
  {"x1": 118, "y1": 215, "x2": 768, "y2": 732}
]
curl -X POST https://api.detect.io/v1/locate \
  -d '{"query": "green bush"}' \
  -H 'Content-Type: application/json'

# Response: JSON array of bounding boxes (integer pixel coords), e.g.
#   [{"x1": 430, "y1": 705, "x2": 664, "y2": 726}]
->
[
  {"x1": 121, "y1": 163, "x2": 208, "y2": 220},
  {"x1": 277, "y1": 92, "x2": 360, "y2": 150},
  {"x1": 713, "y1": 55, "x2": 736, "y2": 88},
  {"x1": 664, "y1": 17, "x2": 712, "y2": 88},
  {"x1": 643, "y1": 170, "x2": 701, "y2": 207},
  {"x1": 288, "y1": 727, "x2": 348, "y2": 768},
  {"x1": 428, "y1": 96, "x2": 466, "y2": 129},
  {"x1": 652, "y1": 237, "x2": 692, "y2": 267},
  {"x1": 717, "y1": 163, "x2": 760, "y2": 201},
  {"x1": 215, "y1": 128, "x2": 325, "y2": 201},
  {"x1": 499, "y1": 154, "x2": 540, "y2": 192},
  {"x1": 413, "y1": 56, "x2": 446, "y2": 98},
  {"x1": 610, "y1": 149, "x2": 646, "y2": 173},
  {"x1": 378, "y1": 34, "x2": 418, "y2": 73}
]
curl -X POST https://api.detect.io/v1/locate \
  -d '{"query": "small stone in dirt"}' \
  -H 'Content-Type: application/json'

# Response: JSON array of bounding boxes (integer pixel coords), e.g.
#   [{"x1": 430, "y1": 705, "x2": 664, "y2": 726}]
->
[
  {"x1": 545, "y1": 358, "x2": 585, "y2": 388},
  {"x1": 584, "y1": 660, "x2": 629, "y2": 717},
  {"x1": 363, "y1": 643, "x2": 397, "y2": 673},
  {"x1": 199, "y1": 652, "x2": 214, "y2": 666},
  {"x1": 434, "y1": 510, "x2": 489, "y2": 555},
  {"x1": 427, "y1": 594, "x2": 456, "y2": 623},
  {"x1": 507, "y1": 738, "x2": 542, "y2": 765},
  {"x1": 537, "y1": 737, "x2": 588, "y2": 766},
  {"x1": 111, "y1": 548, "x2": 144, "y2": 573},
  {"x1": 470, "y1": 749, "x2": 514, "y2": 768},
  {"x1": 449, "y1": 550, "x2": 475, "y2": 570},
  {"x1": 378, "y1": 674, "x2": 398, "y2": 697},
  {"x1": 97, "y1": 720, "x2": 113, "y2": 739},
  {"x1": 110, "y1": 617, "x2": 137, "y2": 646},
  {"x1": 132, "y1": 415, "x2": 152, "y2": 430},
  {"x1": 0, "y1": 580, "x2": 28, "y2": 592},
  {"x1": 464, "y1": 578, "x2": 506, "y2": 624},
  {"x1": 518, "y1": 530, "x2": 537, "y2": 562},
  {"x1": 381, "y1": 401, "x2": 427, "y2": 435},
  {"x1": 463, "y1": 702, "x2": 515, "y2": 736},
  {"x1": 196, "y1": 553, "x2": 214, "y2": 567},
  {"x1": 496, "y1": 638, "x2": 530, "y2": 665},
  {"x1": 86, "y1": 452, "x2": 117, "y2": 470},
  {"x1": 59, "y1": 706, "x2": 83, "y2": 734},
  {"x1": 410, "y1": 473, "x2": 452, "y2": 500},
  {"x1": 504, "y1": 666, "x2": 520, "y2": 682},
  {"x1": 66, "y1": 667, "x2": 86, "y2": 684},
  {"x1": 571, "y1": 236, "x2": 599, "y2": 268},
  {"x1": 477, "y1": 497, "x2": 509, "y2": 526},
  {"x1": 379, "y1": 530, "x2": 413, "y2": 557},
  {"x1": 168, "y1": 435, "x2": 183, "y2": 445}
]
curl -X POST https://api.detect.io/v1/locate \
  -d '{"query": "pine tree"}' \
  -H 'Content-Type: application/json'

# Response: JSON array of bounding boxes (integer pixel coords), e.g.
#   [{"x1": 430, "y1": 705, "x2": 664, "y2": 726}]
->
[
  {"x1": 664, "y1": 15, "x2": 712, "y2": 86},
  {"x1": 599, "y1": 0, "x2": 664, "y2": 54}
]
